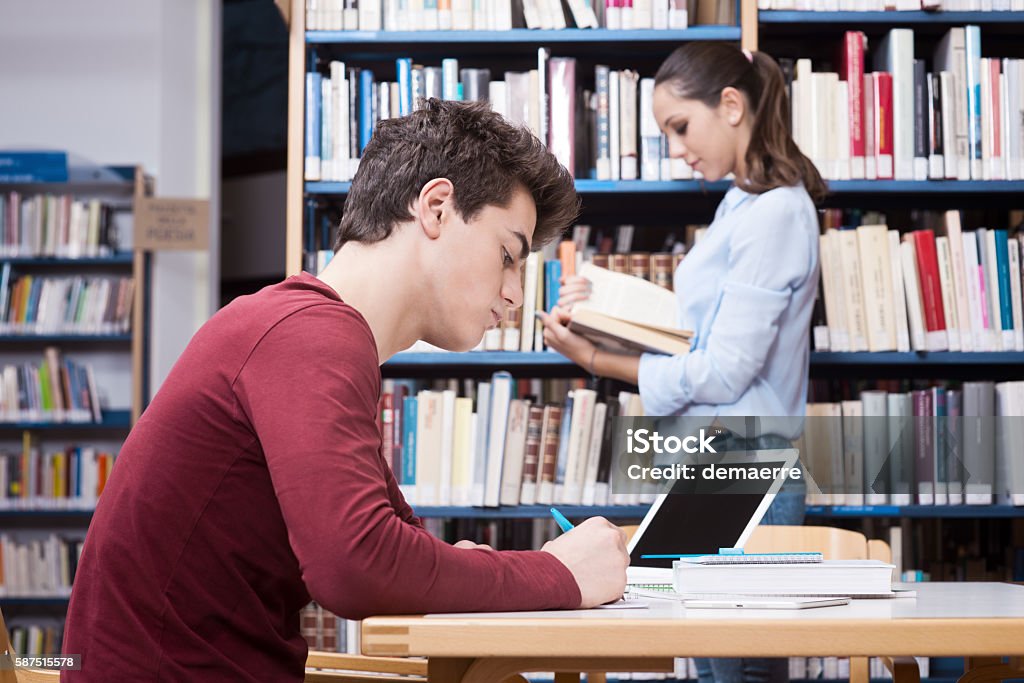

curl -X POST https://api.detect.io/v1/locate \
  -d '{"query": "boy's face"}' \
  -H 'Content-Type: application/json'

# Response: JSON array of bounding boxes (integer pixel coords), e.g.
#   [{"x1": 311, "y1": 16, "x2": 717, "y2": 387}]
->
[{"x1": 424, "y1": 186, "x2": 537, "y2": 352}]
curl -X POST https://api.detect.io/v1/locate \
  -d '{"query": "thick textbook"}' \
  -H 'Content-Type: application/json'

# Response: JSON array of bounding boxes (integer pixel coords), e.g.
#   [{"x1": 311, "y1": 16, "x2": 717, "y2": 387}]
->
[
  {"x1": 672, "y1": 559, "x2": 896, "y2": 597},
  {"x1": 568, "y1": 263, "x2": 692, "y2": 356}
]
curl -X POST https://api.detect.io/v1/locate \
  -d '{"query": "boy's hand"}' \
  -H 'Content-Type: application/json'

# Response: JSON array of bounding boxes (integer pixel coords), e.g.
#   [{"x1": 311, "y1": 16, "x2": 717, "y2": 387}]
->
[
  {"x1": 537, "y1": 306, "x2": 597, "y2": 371},
  {"x1": 557, "y1": 275, "x2": 592, "y2": 312},
  {"x1": 453, "y1": 540, "x2": 494, "y2": 551},
  {"x1": 541, "y1": 517, "x2": 629, "y2": 608}
]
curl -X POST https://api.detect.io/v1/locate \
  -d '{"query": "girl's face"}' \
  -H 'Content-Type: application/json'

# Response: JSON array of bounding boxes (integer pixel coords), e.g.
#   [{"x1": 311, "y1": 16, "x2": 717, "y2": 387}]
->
[{"x1": 652, "y1": 83, "x2": 748, "y2": 182}]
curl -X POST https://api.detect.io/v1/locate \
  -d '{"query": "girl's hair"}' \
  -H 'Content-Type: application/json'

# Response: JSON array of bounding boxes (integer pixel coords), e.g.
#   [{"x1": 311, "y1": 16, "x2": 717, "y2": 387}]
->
[{"x1": 654, "y1": 42, "x2": 827, "y2": 203}]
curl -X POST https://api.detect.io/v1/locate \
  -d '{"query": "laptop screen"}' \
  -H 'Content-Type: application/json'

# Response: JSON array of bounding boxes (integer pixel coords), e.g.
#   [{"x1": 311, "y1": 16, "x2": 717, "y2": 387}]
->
[{"x1": 626, "y1": 449, "x2": 799, "y2": 570}]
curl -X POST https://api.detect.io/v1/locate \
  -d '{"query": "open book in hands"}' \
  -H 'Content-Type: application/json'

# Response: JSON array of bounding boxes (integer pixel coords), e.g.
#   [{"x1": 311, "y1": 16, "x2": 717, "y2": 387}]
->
[{"x1": 568, "y1": 263, "x2": 693, "y2": 356}]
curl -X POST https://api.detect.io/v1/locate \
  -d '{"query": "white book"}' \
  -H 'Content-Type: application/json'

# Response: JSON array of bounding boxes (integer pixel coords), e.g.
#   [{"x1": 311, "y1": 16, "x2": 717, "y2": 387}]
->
[
  {"x1": 673, "y1": 560, "x2": 896, "y2": 597},
  {"x1": 876, "y1": 29, "x2": 916, "y2": 180},
  {"x1": 935, "y1": 237, "x2": 962, "y2": 352},
  {"x1": 483, "y1": 374, "x2": 513, "y2": 507},
  {"x1": 841, "y1": 400, "x2": 865, "y2": 505},
  {"x1": 888, "y1": 230, "x2": 911, "y2": 351},
  {"x1": 415, "y1": 390, "x2": 443, "y2": 506},
  {"x1": 619, "y1": 70, "x2": 639, "y2": 181},
  {"x1": 856, "y1": 225, "x2": 896, "y2": 351},
  {"x1": 609, "y1": 71, "x2": 621, "y2": 180},
  {"x1": 559, "y1": 388, "x2": 596, "y2": 505},
  {"x1": 864, "y1": 73, "x2": 877, "y2": 179},
  {"x1": 470, "y1": 382, "x2": 491, "y2": 507},
  {"x1": 861, "y1": 390, "x2": 889, "y2": 505},
  {"x1": 983, "y1": 230, "x2": 1008, "y2": 350},
  {"x1": 961, "y1": 232, "x2": 988, "y2": 351},
  {"x1": 580, "y1": 402, "x2": 607, "y2": 506},
  {"x1": 934, "y1": 29, "x2": 971, "y2": 180},
  {"x1": 639, "y1": 78, "x2": 661, "y2": 181},
  {"x1": 438, "y1": 389, "x2": 456, "y2": 506},
  {"x1": 451, "y1": 0, "x2": 472, "y2": 26},
  {"x1": 358, "y1": 0, "x2": 382, "y2": 28},
  {"x1": 499, "y1": 400, "x2": 531, "y2": 506},
  {"x1": 838, "y1": 229, "x2": 869, "y2": 351},
  {"x1": 900, "y1": 239, "x2": 928, "y2": 352},
  {"x1": 450, "y1": 398, "x2": 475, "y2": 506},
  {"x1": 943, "y1": 211, "x2": 974, "y2": 351},
  {"x1": 820, "y1": 231, "x2": 850, "y2": 352},
  {"x1": 835, "y1": 80, "x2": 851, "y2": 180}
]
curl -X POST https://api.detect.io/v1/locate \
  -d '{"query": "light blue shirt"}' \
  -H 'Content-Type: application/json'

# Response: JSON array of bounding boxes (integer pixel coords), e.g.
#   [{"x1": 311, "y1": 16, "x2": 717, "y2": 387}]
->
[{"x1": 637, "y1": 184, "x2": 819, "y2": 435}]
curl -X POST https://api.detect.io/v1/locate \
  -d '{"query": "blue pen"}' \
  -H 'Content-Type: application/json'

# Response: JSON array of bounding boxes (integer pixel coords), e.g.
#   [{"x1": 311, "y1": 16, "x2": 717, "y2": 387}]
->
[{"x1": 550, "y1": 507, "x2": 574, "y2": 533}]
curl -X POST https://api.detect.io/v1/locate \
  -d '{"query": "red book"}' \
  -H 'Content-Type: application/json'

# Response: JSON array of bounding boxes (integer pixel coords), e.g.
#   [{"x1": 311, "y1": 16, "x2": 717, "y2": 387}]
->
[
  {"x1": 912, "y1": 230, "x2": 947, "y2": 334},
  {"x1": 873, "y1": 72, "x2": 894, "y2": 180},
  {"x1": 841, "y1": 32, "x2": 866, "y2": 176},
  {"x1": 990, "y1": 59, "x2": 1002, "y2": 176},
  {"x1": 558, "y1": 240, "x2": 577, "y2": 278}
]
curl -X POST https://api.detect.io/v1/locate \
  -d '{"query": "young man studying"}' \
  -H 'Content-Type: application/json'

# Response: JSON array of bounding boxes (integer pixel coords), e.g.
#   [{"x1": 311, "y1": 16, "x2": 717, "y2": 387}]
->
[{"x1": 62, "y1": 100, "x2": 630, "y2": 682}]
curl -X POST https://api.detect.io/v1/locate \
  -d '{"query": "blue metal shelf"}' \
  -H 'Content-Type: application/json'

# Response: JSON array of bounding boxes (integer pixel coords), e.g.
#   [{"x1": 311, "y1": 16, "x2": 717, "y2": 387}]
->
[
  {"x1": 0, "y1": 597, "x2": 70, "y2": 606},
  {"x1": 828, "y1": 180, "x2": 1024, "y2": 193},
  {"x1": 388, "y1": 351, "x2": 573, "y2": 367},
  {"x1": 0, "y1": 410, "x2": 131, "y2": 431},
  {"x1": 385, "y1": 351, "x2": 1023, "y2": 370},
  {"x1": 307, "y1": 179, "x2": 1024, "y2": 196},
  {"x1": 0, "y1": 334, "x2": 132, "y2": 344},
  {"x1": 806, "y1": 504, "x2": 1024, "y2": 518},
  {"x1": 760, "y1": 10, "x2": 1024, "y2": 24},
  {"x1": 0, "y1": 165, "x2": 135, "y2": 188},
  {"x1": 414, "y1": 505, "x2": 650, "y2": 519},
  {"x1": 306, "y1": 27, "x2": 741, "y2": 44},
  {"x1": 305, "y1": 180, "x2": 732, "y2": 195},
  {"x1": 0, "y1": 509, "x2": 94, "y2": 518},
  {"x1": 810, "y1": 351, "x2": 1024, "y2": 365},
  {"x1": 0, "y1": 254, "x2": 134, "y2": 266}
]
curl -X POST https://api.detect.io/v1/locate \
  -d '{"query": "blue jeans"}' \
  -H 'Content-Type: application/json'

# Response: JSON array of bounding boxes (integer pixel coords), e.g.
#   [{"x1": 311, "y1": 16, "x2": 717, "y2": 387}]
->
[{"x1": 694, "y1": 436, "x2": 806, "y2": 683}]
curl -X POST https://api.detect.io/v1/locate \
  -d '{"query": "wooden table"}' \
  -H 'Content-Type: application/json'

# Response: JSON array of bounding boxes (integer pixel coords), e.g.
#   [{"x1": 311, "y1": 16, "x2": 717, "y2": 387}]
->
[{"x1": 361, "y1": 583, "x2": 1024, "y2": 683}]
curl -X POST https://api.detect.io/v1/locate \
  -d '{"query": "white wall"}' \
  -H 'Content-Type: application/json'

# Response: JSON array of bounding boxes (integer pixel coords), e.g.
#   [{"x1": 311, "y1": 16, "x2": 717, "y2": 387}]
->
[{"x1": 0, "y1": 0, "x2": 221, "y2": 400}]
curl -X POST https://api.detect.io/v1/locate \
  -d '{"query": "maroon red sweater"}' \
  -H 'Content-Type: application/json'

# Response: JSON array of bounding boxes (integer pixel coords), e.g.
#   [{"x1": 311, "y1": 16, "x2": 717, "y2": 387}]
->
[{"x1": 62, "y1": 273, "x2": 580, "y2": 681}]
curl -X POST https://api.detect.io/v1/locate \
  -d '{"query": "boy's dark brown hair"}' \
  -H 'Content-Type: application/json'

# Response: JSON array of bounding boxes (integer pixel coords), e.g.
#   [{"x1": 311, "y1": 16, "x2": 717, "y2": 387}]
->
[
  {"x1": 335, "y1": 98, "x2": 580, "y2": 251},
  {"x1": 655, "y1": 42, "x2": 827, "y2": 203}
]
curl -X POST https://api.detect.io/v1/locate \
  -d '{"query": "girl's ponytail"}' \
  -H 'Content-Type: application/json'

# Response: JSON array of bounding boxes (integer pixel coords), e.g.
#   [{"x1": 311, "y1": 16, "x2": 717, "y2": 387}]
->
[
  {"x1": 655, "y1": 43, "x2": 827, "y2": 203},
  {"x1": 746, "y1": 51, "x2": 827, "y2": 203}
]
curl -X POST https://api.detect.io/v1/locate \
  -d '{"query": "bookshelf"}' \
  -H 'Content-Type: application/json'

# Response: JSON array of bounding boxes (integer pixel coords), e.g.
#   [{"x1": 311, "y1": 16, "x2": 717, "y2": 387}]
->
[
  {"x1": 283, "y1": 3, "x2": 1024, "y2": 663},
  {"x1": 0, "y1": 164, "x2": 151, "y2": 632}
]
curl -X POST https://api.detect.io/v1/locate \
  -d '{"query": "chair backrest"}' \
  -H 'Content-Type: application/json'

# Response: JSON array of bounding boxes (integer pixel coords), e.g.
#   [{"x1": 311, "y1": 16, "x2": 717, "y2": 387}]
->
[
  {"x1": 744, "y1": 525, "x2": 892, "y2": 561},
  {"x1": 0, "y1": 606, "x2": 18, "y2": 683},
  {"x1": 622, "y1": 524, "x2": 891, "y2": 562}
]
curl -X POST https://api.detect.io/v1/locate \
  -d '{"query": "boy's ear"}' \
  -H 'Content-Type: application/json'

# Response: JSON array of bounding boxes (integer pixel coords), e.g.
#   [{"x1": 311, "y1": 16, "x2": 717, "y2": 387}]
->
[{"x1": 417, "y1": 177, "x2": 455, "y2": 240}]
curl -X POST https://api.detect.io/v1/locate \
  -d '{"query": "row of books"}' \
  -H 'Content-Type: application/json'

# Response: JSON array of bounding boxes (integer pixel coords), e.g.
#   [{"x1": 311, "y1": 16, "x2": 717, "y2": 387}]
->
[
  {"x1": 303, "y1": 57, "x2": 702, "y2": 183},
  {"x1": 3, "y1": 622, "x2": 63, "y2": 658},
  {"x1": 0, "y1": 193, "x2": 122, "y2": 258},
  {"x1": 302, "y1": 0, "x2": 732, "y2": 31},
  {"x1": 381, "y1": 373, "x2": 651, "y2": 507},
  {"x1": 0, "y1": 439, "x2": 117, "y2": 510},
  {"x1": 815, "y1": 214, "x2": 1024, "y2": 353},
  {"x1": 300, "y1": 602, "x2": 361, "y2": 654},
  {"x1": 0, "y1": 152, "x2": 68, "y2": 184},
  {"x1": 0, "y1": 532, "x2": 83, "y2": 598},
  {"x1": 801, "y1": 380, "x2": 1024, "y2": 507},
  {"x1": 761, "y1": 0, "x2": 1022, "y2": 10},
  {"x1": 0, "y1": 348, "x2": 104, "y2": 424},
  {"x1": 791, "y1": 29, "x2": 1024, "y2": 182},
  {"x1": 0, "y1": 269, "x2": 135, "y2": 336}
]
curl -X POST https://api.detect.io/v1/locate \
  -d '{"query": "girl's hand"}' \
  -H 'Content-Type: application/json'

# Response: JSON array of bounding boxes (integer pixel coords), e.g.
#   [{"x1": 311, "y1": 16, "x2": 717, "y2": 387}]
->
[
  {"x1": 537, "y1": 306, "x2": 598, "y2": 371},
  {"x1": 557, "y1": 275, "x2": 593, "y2": 312}
]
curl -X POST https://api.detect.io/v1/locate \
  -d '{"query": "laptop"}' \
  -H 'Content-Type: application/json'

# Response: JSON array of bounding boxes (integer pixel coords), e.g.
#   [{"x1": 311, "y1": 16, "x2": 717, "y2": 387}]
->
[{"x1": 626, "y1": 446, "x2": 800, "y2": 587}]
